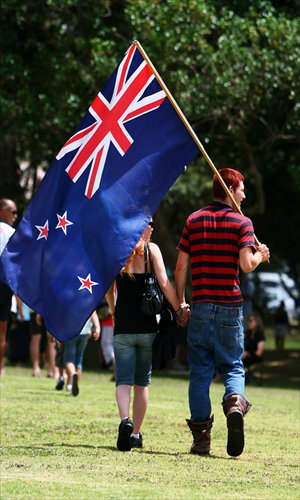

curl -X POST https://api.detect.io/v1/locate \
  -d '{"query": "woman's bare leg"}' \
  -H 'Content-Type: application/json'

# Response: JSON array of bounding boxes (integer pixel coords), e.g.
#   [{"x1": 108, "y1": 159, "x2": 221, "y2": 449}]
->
[
  {"x1": 30, "y1": 334, "x2": 41, "y2": 377},
  {"x1": 116, "y1": 385, "x2": 131, "y2": 419},
  {"x1": 132, "y1": 385, "x2": 148, "y2": 434}
]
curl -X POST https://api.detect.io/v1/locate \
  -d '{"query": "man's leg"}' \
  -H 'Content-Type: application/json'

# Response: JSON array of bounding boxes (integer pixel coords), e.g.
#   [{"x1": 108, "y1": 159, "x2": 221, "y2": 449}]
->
[
  {"x1": 187, "y1": 314, "x2": 214, "y2": 421},
  {"x1": 187, "y1": 342, "x2": 214, "y2": 455},
  {"x1": 186, "y1": 306, "x2": 215, "y2": 454},
  {"x1": 215, "y1": 307, "x2": 251, "y2": 457},
  {"x1": 222, "y1": 394, "x2": 251, "y2": 456}
]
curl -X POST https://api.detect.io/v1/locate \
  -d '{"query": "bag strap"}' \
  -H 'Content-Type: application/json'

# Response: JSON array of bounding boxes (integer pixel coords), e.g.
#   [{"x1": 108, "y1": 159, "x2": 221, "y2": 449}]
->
[
  {"x1": 144, "y1": 243, "x2": 153, "y2": 275},
  {"x1": 147, "y1": 244, "x2": 155, "y2": 274},
  {"x1": 144, "y1": 243, "x2": 149, "y2": 276}
]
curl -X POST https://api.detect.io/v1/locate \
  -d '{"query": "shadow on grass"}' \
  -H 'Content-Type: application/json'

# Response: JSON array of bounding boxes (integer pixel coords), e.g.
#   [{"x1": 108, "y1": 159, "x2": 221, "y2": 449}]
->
[
  {"x1": 5, "y1": 442, "x2": 228, "y2": 459},
  {"x1": 153, "y1": 349, "x2": 300, "y2": 390}
]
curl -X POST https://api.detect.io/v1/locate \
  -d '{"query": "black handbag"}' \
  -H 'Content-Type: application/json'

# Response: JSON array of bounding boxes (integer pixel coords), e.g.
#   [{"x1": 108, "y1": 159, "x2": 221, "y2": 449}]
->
[
  {"x1": 140, "y1": 243, "x2": 163, "y2": 316},
  {"x1": 152, "y1": 301, "x2": 177, "y2": 369}
]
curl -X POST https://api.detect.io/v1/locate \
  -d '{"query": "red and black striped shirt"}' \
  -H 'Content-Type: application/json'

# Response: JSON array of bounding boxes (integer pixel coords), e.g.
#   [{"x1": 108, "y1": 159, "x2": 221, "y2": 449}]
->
[{"x1": 177, "y1": 201, "x2": 256, "y2": 306}]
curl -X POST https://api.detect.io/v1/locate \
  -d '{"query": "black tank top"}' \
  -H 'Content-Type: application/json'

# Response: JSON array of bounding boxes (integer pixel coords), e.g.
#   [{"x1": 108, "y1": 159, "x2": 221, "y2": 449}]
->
[{"x1": 114, "y1": 273, "x2": 158, "y2": 335}]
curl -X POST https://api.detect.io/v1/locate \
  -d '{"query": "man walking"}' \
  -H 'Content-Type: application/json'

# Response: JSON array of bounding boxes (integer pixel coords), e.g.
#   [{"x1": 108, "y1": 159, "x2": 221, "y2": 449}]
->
[
  {"x1": 0, "y1": 198, "x2": 18, "y2": 375},
  {"x1": 175, "y1": 168, "x2": 270, "y2": 457}
]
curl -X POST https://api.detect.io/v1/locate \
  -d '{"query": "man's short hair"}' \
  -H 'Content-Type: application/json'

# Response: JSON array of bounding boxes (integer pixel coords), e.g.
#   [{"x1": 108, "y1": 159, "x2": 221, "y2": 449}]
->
[{"x1": 213, "y1": 168, "x2": 244, "y2": 200}]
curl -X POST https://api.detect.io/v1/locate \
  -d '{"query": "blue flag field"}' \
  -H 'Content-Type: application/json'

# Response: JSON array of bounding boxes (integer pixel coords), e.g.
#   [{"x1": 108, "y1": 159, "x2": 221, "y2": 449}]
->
[{"x1": 0, "y1": 42, "x2": 199, "y2": 341}]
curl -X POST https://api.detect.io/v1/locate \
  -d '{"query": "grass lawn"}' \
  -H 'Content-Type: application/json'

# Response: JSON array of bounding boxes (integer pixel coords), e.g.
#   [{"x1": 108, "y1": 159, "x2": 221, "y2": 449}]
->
[
  {"x1": 1, "y1": 366, "x2": 299, "y2": 499},
  {"x1": 263, "y1": 326, "x2": 300, "y2": 351}
]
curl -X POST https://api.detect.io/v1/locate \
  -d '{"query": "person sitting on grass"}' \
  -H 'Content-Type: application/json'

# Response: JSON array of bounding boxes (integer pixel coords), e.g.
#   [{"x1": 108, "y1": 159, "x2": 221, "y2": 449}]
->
[{"x1": 243, "y1": 312, "x2": 265, "y2": 384}]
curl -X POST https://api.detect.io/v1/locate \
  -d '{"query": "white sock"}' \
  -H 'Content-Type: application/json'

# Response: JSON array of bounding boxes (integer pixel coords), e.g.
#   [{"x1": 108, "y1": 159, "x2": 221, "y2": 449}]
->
[{"x1": 131, "y1": 433, "x2": 139, "y2": 439}]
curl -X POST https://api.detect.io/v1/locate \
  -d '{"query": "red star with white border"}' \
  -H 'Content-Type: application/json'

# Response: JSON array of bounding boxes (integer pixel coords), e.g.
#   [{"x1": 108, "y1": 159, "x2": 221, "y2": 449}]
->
[
  {"x1": 35, "y1": 221, "x2": 49, "y2": 240},
  {"x1": 55, "y1": 211, "x2": 74, "y2": 235},
  {"x1": 77, "y1": 273, "x2": 99, "y2": 294}
]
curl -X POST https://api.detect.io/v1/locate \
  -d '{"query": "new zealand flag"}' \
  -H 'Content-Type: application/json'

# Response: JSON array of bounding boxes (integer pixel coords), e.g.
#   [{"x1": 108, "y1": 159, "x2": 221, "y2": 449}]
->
[{"x1": 0, "y1": 42, "x2": 199, "y2": 341}]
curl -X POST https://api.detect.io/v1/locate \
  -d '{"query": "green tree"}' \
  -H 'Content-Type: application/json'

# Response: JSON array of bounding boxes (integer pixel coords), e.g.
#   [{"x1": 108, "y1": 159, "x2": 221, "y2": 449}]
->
[
  {"x1": 126, "y1": 0, "x2": 300, "y2": 283},
  {"x1": 1, "y1": 0, "x2": 299, "y2": 285},
  {"x1": 0, "y1": 0, "x2": 128, "y2": 204}
]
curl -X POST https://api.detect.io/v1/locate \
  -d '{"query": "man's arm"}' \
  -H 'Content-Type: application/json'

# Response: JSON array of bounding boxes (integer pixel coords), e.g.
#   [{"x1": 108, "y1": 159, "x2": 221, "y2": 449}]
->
[
  {"x1": 175, "y1": 251, "x2": 190, "y2": 305},
  {"x1": 239, "y1": 245, "x2": 270, "y2": 273}
]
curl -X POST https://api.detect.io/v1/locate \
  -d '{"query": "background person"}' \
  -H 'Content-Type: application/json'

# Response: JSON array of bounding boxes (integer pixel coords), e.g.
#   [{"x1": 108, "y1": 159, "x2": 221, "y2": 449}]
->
[
  {"x1": 8, "y1": 298, "x2": 30, "y2": 367},
  {"x1": 243, "y1": 312, "x2": 265, "y2": 384},
  {"x1": 14, "y1": 300, "x2": 48, "y2": 377},
  {"x1": 63, "y1": 311, "x2": 100, "y2": 396},
  {"x1": 273, "y1": 300, "x2": 290, "y2": 350},
  {"x1": 0, "y1": 198, "x2": 18, "y2": 375},
  {"x1": 240, "y1": 271, "x2": 256, "y2": 327},
  {"x1": 29, "y1": 313, "x2": 47, "y2": 377},
  {"x1": 105, "y1": 221, "x2": 189, "y2": 452},
  {"x1": 54, "y1": 342, "x2": 65, "y2": 390},
  {"x1": 45, "y1": 333, "x2": 58, "y2": 378},
  {"x1": 175, "y1": 168, "x2": 270, "y2": 457},
  {"x1": 98, "y1": 300, "x2": 115, "y2": 381}
]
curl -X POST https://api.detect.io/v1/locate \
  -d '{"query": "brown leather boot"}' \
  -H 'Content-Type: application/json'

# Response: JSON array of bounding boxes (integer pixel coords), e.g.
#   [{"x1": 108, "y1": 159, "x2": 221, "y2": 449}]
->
[
  {"x1": 186, "y1": 415, "x2": 214, "y2": 455},
  {"x1": 222, "y1": 394, "x2": 251, "y2": 457}
]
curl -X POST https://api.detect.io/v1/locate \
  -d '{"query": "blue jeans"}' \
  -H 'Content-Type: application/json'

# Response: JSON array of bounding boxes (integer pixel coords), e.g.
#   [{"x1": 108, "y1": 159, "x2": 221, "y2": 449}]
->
[
  {"x1": 188, "y1": 302, "x2": 244, "y2": 421},
  {"x1": 64, "y1": 334, "x2": 89, "y2": 370},
  {"x1": 113, "y1": 333, "x2": 157, "y2": 386}
]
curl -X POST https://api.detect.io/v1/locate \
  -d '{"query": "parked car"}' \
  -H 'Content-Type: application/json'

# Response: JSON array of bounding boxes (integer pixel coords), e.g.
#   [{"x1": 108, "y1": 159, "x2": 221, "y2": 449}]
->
[{"x1": 254, "y1": 272, "x2": 299, "y2": 323}]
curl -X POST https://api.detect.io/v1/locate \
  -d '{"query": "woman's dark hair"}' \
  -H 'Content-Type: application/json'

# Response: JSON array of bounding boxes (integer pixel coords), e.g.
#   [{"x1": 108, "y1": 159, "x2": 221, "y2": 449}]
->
[{"x1": 247, "y1": 312, "x2": 264, "y2": 331}]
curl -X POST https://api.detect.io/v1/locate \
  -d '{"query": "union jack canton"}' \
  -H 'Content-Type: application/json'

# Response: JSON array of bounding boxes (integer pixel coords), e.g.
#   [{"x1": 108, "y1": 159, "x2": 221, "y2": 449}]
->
[{"x1": 57, "y1": 44, "x2": 166, "y2": 199}]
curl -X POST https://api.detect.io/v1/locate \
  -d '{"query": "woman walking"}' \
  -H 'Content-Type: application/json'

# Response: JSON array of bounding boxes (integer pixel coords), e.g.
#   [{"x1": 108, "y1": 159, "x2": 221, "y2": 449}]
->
[{"x1": 106, "y1": 220, "x2": 189, "y2": 451}]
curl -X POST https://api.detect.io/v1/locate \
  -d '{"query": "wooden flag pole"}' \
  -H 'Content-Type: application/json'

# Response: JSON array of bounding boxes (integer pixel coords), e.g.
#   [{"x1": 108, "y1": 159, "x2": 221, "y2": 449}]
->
[{"x1": 134, "y1": 40, "x2": 262, "y2": 246}]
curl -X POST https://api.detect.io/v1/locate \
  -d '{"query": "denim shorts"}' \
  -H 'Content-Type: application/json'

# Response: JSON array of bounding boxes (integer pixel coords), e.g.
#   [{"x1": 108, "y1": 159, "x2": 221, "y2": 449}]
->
[
  {"x1": 64, "y1": 334, "x2": 89, "y2": 370},
  {"x1": 113, "y1": 333, "x2": 157, "y2": 386}
]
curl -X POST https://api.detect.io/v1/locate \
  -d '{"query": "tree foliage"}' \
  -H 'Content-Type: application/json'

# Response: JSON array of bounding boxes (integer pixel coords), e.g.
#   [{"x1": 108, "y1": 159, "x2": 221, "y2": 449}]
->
[
  {"x1": 1, "y1": 0, "x2": 299, "y2": 282},
  {"x1": 0, "y1": 0, "x2": 128, "y2": 199},
  {"x1": 126, "y1": 0, "x2": 300, "y2": 281}
]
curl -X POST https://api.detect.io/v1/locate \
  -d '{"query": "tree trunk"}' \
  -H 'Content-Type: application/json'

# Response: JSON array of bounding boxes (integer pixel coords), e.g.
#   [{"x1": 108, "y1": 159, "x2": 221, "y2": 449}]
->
[
  {"x1": 0, "y1": 136, "x2": 22, "y2": 201},
  {"x1": 241, "y1": 136, "x2": 265, "y2": 217}
]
